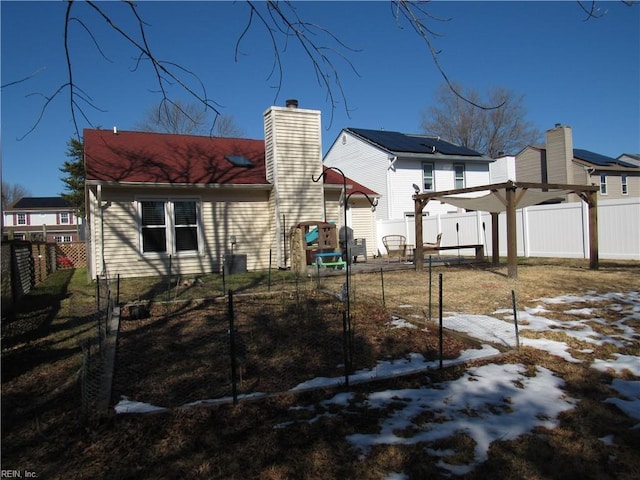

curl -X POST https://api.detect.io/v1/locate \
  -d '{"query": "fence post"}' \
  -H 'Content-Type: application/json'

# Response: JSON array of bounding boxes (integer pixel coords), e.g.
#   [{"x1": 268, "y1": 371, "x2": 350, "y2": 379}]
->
[
  {"x1": 439, "y1": 273, "x2": 443, "y2": 370},
  {"x1": 428, "y1": 255, "x2": 432, "y2": 321},
  {"x1": 342, "y1": 310, "x2": 350, "y2": 387},
  {"x1": 228, "y1": 290, "x2": 238, "y2": 405},
  {"x1": 512, "y1": 289, "x2": 520, "y2": 349}
]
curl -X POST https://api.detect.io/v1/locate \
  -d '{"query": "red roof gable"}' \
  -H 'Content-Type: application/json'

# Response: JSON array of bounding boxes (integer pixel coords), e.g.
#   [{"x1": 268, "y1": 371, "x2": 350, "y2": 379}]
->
[
  {"x1": 84, "y1": 128, "x2": 379, "y2": 196},
  {"x1": 84, "y1": 129, "x2": 268, "y2": 186}
]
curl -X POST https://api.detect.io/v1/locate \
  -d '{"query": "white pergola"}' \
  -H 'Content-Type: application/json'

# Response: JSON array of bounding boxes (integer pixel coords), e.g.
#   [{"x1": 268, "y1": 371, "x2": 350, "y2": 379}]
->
[{"x1": 413, "y1": 181, "x2": 600, "y2": 278}]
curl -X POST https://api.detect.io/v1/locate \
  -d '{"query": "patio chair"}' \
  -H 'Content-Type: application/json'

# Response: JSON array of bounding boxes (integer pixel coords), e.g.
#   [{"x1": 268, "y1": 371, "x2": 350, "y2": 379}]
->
[
  {"x1": 423, "y1": 233, "x2": 443, "y2": 252},
  {"x1": 382, "y1": 235, "x2": 407, "y2": 263}
]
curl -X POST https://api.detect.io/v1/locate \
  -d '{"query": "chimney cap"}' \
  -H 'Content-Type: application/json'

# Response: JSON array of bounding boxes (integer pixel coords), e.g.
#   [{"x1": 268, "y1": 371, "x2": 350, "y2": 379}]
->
[
  {"x1": 555, "y1": 123, "x2": 562, "y2": 128},
  {"x1": 286, "y1": 99, "x2": 299, "y2": 108}
]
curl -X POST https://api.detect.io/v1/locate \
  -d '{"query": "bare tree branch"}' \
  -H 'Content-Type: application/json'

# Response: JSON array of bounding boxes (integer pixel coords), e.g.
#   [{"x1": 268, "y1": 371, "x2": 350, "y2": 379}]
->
[
  {"x1": 392, "y1": 0, "x2": 504, "y2": 111},
  {"x1": 0, "y1": 67, "x2": 47, "y2": 89},
  {"x1": 241, "y1": 1, "x2": 361, "y2": 127},
  {"x1": 5, "y1": 0, "x2": 636, "y2": 139}
]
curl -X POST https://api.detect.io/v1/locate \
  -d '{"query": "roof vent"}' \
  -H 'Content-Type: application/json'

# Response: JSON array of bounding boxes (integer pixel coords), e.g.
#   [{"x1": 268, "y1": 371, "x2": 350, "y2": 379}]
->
[{"x1": 286, "y1": 99, "x2": 298, "y2": 108}]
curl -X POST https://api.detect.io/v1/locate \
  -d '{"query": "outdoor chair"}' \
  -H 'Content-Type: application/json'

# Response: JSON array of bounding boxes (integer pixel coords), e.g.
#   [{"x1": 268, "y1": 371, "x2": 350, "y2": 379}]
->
[
  {"x1": 382, "y1": 235, "x2": 407, "y2": 263},
  {"x1": 423, "y1": 233, "x2": 443, "y2": 255},
  {"x1": 422, "y1": 233, "x2": 442, "y2": 250}
]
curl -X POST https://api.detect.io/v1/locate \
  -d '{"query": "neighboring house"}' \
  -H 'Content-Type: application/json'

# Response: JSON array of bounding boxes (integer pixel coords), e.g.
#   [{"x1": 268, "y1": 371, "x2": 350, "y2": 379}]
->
[
  {"x1": 489, "y1": 154, "x2": 516, "y2": 183},
  {"x1": 2, "y1": 197, "x2": 82, "y2": 242},
  {"x1": 516, "y1": 125, "x2": 640, "y2": 200},
  {"x1": 84, "y1": 102, "x2": 379, "y2": 279},
  {"x1": 323, "y1": 128, "x2": 494, "y2": 220},
  {"x1": 618, "y1": 153, "x2": 640, "y2": 167}
]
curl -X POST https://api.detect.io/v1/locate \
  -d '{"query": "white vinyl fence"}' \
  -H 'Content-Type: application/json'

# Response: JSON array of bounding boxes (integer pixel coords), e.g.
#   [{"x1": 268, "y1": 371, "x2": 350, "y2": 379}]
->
[{"x1": 376, "y1": 197, "x2": 640, "y2": 261}]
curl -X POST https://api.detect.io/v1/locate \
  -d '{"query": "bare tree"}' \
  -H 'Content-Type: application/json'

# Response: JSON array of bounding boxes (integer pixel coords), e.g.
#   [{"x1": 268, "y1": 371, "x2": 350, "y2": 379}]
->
[
  {"x1": 134, "y1": 100, "x2": 211, "y2": 136},
  {"x1": 2, "y1": 181, "x2": 32, "y2": 210},
  {"x1": 213, "y1": 114, "x2": 245, "y2": 138},
  {"x1": 420, "y1": 83, "x2": 542, "y2": 158},
  {"x1": 134, "y1": 100, "x2": 245, "y2": 137}
]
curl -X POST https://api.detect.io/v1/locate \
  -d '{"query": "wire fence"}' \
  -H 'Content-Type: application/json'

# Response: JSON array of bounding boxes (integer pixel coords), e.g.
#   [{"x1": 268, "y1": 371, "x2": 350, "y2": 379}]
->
[
  {"x1": 80, "y1": 272, "x2": 118, "y2": 418},
  {"x1": 109, "y1": 280, "x2": 470, "y2": 410}
]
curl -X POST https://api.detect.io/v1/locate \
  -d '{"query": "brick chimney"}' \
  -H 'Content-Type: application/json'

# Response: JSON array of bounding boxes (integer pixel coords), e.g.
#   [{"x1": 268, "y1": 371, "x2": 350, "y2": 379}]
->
[{"x1": 545, "y1": 124, "x2": 574, "y2": 184}]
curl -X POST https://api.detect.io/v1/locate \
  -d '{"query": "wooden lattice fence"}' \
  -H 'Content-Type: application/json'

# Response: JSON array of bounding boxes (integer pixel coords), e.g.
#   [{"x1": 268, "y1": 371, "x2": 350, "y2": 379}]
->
[{"x1": 56, "y1": 242, "x2": 86, "y2": 268}]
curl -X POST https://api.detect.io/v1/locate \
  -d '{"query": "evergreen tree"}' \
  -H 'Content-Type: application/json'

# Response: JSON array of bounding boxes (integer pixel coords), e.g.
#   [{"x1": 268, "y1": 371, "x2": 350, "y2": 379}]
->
[{"x1": 59, "y1": 137, "x2": 85, "y2": 218}]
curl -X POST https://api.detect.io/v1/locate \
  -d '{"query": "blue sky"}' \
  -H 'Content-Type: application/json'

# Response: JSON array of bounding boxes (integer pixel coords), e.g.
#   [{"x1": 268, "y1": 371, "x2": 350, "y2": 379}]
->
[{"x1": 2, "y1": 1, "x2": 639, "y2": 198}]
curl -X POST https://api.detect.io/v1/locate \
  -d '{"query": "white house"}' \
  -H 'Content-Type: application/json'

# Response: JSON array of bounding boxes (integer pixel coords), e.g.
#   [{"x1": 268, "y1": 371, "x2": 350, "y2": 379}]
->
[{"x1": 323, "y1": 128, "x2": 495, "y2": 221}]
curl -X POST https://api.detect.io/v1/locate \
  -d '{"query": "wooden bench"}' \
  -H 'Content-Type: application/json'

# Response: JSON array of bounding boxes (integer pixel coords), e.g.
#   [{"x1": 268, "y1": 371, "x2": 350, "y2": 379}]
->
[
  {"x1": 382, "y1": 235, "x2": 408, "y2": 263},
  {"x1": 313, "y1": 251, "x2": 346, "y2": 270},
  {"x1": 422, "y1": 244, "x2": 485, "y2": 261}
]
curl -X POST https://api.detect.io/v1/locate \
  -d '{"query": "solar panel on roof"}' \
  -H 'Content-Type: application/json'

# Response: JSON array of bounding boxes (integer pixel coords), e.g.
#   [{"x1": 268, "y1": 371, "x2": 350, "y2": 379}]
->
[
  {"x1": 415, "y1": 136, "x2": 481, "y2": 156},
  {"x1": 13, "y1": 197, "x2": 70, "y2": 209},
  {"x1": 573, "y1": 149, "x2": 637, "y2": 168},
  {"x1": 348, "y1": 128, "x2": 481, "y2": 156},
  {"x1": 225, "y1": 155, "x2": 255, "y2": 167}
]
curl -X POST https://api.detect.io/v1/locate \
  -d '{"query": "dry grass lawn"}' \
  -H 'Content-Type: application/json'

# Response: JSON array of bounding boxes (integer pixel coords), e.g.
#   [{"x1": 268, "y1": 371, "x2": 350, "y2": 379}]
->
[{"x1": 2, "y1": 258, "x2": 639, "y2": 479}]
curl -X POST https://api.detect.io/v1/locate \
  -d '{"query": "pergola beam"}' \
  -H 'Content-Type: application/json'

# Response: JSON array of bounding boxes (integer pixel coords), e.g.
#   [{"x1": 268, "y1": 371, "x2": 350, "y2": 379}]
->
[{"x1": 413, "y1": 181, "x2": 600, "y2": 277}]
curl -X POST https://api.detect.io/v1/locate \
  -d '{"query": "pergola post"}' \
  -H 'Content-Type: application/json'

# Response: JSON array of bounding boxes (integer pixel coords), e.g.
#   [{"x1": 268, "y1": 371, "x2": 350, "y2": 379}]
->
[
  {"x1": 506, "y1": 185, "x2": 518, "y2": 279},
  {"x1": 588, "y1": 190, "x2": 599, "y2": 270},
  {"x1": 414, "y1": 197, "x2": 425, "y2": 271},
  {"x1": 491, "y1": 212, "x2": 500, "y2": 265}
]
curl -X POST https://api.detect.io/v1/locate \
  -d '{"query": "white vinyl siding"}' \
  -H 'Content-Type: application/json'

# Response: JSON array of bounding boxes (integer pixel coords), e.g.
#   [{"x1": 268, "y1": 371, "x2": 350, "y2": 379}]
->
[
  {"x1": 324, "y1": 131, "x2": 389, "y2": 218},
  {"x1": 264, "y1": 106, "x2": 324, "y2": 267},
  {"x1": 90, "y1": 186, "x2": 274, "y2": 278}
]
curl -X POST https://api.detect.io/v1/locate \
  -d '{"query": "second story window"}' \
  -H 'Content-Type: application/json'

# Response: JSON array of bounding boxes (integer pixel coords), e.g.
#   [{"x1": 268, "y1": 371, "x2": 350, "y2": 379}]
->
[
  {"x1": 17, "y1": 213, "x2": 26, "y2": 225},
  {"x1": 454, "y1": 164, "x2": 465, "y2": 189},
  {"x1": 600, "y1": 174, "x2": 608, "y2": 195},
  {"x1": 60, "y1": 212, "x2": 70, "y2": 224},
  {"x1": 621, "y1": 174, "x2": 628, "y2": 195},
  {"x1": 422, "y1": 163, "x2": 435, "y2": 191}
]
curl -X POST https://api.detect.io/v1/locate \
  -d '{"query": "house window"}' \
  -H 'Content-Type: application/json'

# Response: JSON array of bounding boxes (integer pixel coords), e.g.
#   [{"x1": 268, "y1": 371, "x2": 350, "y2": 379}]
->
[
  {"x1": 139, "y1": 199, "x2": 200, "y2": 255},
  {"x1": 173, "y1": 201, "x2": 198, "y2": 252},
  {"x1": 600, "y1": 174, "x2": 607, "y2": 195},
  {"x1": 60, "y1": 212, "x2": 70, "y2": 224},
  {"x1": 54, "y1": 235, "x2": 72, "y2": 243},
  {"x1": 454, "y1": 164, "x2": 465, "y2": 189},
  {"x1": 422, "y1": 163, "x2": 435, "y2": 191},
  {"x1": 621, "y1": 174, "x2": 628, "y2": 195},
  {"x1": 17, "y1": 213, "x2": 26, "y2": 225}
]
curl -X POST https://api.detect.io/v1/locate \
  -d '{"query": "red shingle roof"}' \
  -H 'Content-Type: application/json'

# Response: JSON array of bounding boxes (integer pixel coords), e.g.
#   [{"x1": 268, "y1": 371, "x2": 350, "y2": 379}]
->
[
  {"x1": 84, "y1": 129, "x2": 267, "y2": 185},
  {"x1": 84, "y1": 128, "x2": 378, "y2": 196}
]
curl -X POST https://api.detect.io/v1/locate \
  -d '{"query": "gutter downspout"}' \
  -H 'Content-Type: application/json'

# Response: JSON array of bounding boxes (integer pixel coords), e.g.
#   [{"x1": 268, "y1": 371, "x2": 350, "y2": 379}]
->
[
  {"x1": 97, "y1": 184, "x2": 105, "y2": 276},
  {"x1": 387, "y1": 156, "x2": 397, "y2": 220}
]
